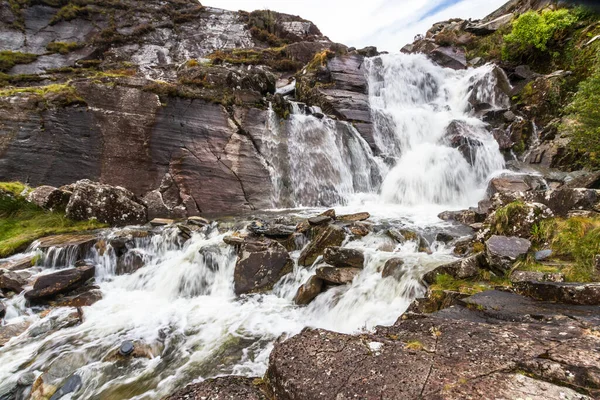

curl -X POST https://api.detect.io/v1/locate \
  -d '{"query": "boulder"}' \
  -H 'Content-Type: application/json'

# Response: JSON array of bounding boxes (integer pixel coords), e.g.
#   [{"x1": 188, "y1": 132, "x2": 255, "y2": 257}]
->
[
  {"x1": 0, "y1": 271, "x2": 28, "y2": 293},
  {"x1": 485, "y1": 235, "x2": 531, "y2": 274},
  {"x1": 298, "y1": 225, "x2": 346, "y2": 266},
  {"x1": 381, "y1": 258, "x2": 405, "y2": 280},
  {"x1": 337, "y1": 212, "x2": 370, "y2": 222},
  {"x1": 247, "y1": 221, "x2": 296, "y2": 238},
  {"x1": 315, "y1": 266, "x2": 361, "y2": 285},
  {"x1": 486, "y1": 175, "x2": 544, "y2": 197},
  {"x1": 294, "y1": 276, "x2": 324, "y2": 305},
  {"x1": 429, "y1": 46, "x2": 467, "y2": 70},
  {"x1": 65, "y1": 180, "x2": 147, "y2": 226},
  {"x1": 234, "y1": 240, "x2": 293, "y2": 295},
  {"x1": 0, "y1": 256, "x2": 34, "y2": 271},
  {"x1": 323, "y1": 247, "x2": 364, "y2": 269},
  {"x1": 52, "y1": 288, "x2": 103, "y2": 308},
  {"x1": 165, "y1": 377, "x2": 267, "y2": 400},
  {"x1": 27, "y1": 186, "x2": 71, "y2": 212},
  {"x1": 423, "y1": 253, "x2": 484, "y2": 284},
  {"x1": 49, "y1": 374, "x2": 82, "y2": 400},
  {"x1": 348, "y1": 222, "x2": 371, "y2": 237},
  {"x1": 24, "y1": 266, "x2": 96, "y2": 302},
  {"x1": 510, "y1": 270, "x2": 564, "y2": 283},
  {"x1": 307, "y1": 216, "x2": 332, "y2": 226},
  {"x1": 438, "y1": 209, "x2": 486, "y2": 225},
  {"x1": 484, "y1": 201, "x2": 553, "y2": 239},
  {"x1": 514, "y1": 282, "x2": 600, "y2": 305}
]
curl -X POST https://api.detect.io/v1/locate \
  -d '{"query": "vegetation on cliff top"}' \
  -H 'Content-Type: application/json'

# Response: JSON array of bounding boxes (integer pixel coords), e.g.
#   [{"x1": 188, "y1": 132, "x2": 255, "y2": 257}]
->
[{"x1": 0, "y1": 182, "x2": 105, "y2": 258}]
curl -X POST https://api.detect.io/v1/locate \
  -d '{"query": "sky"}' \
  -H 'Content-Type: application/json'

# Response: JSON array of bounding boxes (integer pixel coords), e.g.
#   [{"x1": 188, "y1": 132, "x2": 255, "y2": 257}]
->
[{"x1": 202, "y1": 0, "x2": 508, "y2": 51}]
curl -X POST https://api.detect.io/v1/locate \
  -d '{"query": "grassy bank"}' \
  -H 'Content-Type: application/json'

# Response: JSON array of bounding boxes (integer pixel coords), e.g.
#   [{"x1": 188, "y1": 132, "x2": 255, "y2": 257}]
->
[{"x1": 0, "y1": 182, "x2": 106, "y2": 258}]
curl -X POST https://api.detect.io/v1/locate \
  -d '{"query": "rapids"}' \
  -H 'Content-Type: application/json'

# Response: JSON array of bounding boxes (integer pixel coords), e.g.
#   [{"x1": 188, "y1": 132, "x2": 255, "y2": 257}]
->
[{"x1": 0, "y1": 53, "x2": 507, "y2": 399}]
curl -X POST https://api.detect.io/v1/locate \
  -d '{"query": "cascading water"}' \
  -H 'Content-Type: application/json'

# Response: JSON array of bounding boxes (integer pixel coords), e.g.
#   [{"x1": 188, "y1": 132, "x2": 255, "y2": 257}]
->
[{"x1": 0, "y1": 53, "x2": 508, "y2": 399}]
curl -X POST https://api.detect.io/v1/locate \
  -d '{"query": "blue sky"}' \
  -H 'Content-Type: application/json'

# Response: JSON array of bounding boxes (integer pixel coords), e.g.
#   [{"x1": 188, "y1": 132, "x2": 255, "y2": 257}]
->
[{"x1": 202, "y1": 0, "x2": 508, "y2": 51}]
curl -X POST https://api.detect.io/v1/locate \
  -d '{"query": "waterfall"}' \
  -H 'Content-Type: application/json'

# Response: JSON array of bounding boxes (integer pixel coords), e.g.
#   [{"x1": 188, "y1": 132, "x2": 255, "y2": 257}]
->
[{"x1": 266, "y1": 53, "x2": 505, "y2": 209}]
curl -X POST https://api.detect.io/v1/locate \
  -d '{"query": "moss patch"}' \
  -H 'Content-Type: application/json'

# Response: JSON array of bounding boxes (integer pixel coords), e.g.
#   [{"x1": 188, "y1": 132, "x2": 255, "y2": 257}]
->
[
  {"x1": 0, "y1": 185, "x2": 106, "y2": 257},
  {"x1": 0, "y1": 83, "x2": 85, "y2": 107},
  {"x1": 46, "y1": 41, "x2": 84, "y2": 54},
  {"x1": 0, "y1": 51, "x2": 38, "y2": 73}
]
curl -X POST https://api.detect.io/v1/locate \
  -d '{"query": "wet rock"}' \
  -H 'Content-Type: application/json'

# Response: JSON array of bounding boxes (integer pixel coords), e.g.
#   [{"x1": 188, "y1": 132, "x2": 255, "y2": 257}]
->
[
  {"x1": 188, "y1": 216, "x2": 210, "y2": 226},
  {"x1": 307, "y1": 216, "x2": 332, "y2": 226},
  {"x1": 337, "y1": 212, "x2": 370, "y2": 222},
  {"x1": 28, "y1": 308, "x2": 81, "y2": 338},
  {"x1": 348, "y1": 222, "x2": 371, "y2": 237},
  {"x1": 234, "y1": 240, "x2": 293, "y2": 295},
  {"x1": 65, "y1": 180, "x2": 147, "y2": 226},
  {"x1": 35, "y1": 234, "x2": 98, "y2": 265},
  {"x1": 0, "y1": 321, "x2": 30, "y2": 347},
  {"x1": 423, "y1": 253, "x2": 483, "y2": 284},
  {"x1": 319, "y1": 209, "x2": 337, "y2": 219},
  {"x1": 115, "y1": 250, "x2": 145, "y2": 275},
  {"x1": 435, "y1": 232, "x2": 455, "y2": 244},
  {"x1": 564, "y1": 170, "x2": 600, "y2": 190},
  {"x1": 510, "y1": 270, "x2": 564, "y2": 283},
  {"x1": 486, "y1": 174, "x2": 546, "y2": 197},
  {"x1": 485, "y1": 235, "x2": 530, "y2": 274},
  {"x1": 49, "y1": 374, "x2": 82, "y2": 400},
  {"x1": 298, "y1": 224, "x2": 346, "y2": 266},
  {"x1": 0, "y1": 256, "x2": 34, "y2": 271},
  {"x1": 119, "y1": 340, "x2": 135, "y2": 356},
  {"x1": 0, "y1": 302, "x2": 5, "y2": 319},
  {"x1": 438, "y1": 209, "x2": 485, "y2": 225},
  {"x1": 515, "y1": 282, "x2": 600, "y2": 305},
  {"x1": 315, "y1": 266, "x2": 361, "y2": 285},
  {"x1": 278, "y1": 232, "x2": 308, "y2": 252},
  {"x1": 27, "y1": 185, "x2": 71, "y2": 212},
  {"x1": 149, "y1": 218, "x2": 175, "y2": 226},
  {"x1": 52, "y1": 287, "x2": 103, "y2": 308},
  {"x1": 24, "y1": 266, "x2": 96, "y2": 302},
  {"x1": 165, "y1": 377, "x2": 267, "y2": 400},
  {"x1": 294, "y1": 276, "x2": 324, "y2": 305},
  {"x1": 248, "y1": 220, "x2": 296, "y2": 238},
  {"x1": 381, "y1": 258, "x2": 405, "y2": 280},
  {"x1": 429, "y1": 46, "x2": 467, "y2": 70},
  {"x1": 0, "y1": 270, "x2": 28, "y2": 293},
  {"x1": 323, "y1": 247, "x2": 364, "y2": 269}
]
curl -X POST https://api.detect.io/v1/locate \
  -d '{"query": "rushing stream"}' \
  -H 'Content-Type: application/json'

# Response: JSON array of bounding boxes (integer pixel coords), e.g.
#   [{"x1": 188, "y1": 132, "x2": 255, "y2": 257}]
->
[{"x1": 0, "y1": 53, "x2": 507, "y2": 399}]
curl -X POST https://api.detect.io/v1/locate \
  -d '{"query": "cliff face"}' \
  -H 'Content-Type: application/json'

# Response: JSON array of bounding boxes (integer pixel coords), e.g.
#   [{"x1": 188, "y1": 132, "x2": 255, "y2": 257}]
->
[{"x1": 0, "y1": 0, "x2": 337, "y2": 216}]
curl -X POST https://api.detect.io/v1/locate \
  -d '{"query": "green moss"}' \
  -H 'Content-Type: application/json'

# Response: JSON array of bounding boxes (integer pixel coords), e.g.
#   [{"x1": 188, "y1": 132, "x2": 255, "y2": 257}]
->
[
  {"x1": 0, "y1": 186, "x2": 106, "y2": 257},
  {"x1": 51, "y1": 3, "x2": 88, "y2": 24},
  {"x1": 0, "y1": 83, "x2": 86, "y2": 107},
  {"x1": 431, "y1": 274, "x2": 492, "y2": 295},
  {"x1": 0, "y1": 51, "x2": 38, "y2": 73},
  {"x1": 488, "y1": 201, "x2": 527, "y2": 236},
  {"x1": 405, "y1": 340, "x2": 424, "y2": 351},
  {"x1": 46, "y1": 41, "x2": 83, "y2": 55},
  {"x1": 306, "y1": 50, "x2": 333, "y2": 72}
]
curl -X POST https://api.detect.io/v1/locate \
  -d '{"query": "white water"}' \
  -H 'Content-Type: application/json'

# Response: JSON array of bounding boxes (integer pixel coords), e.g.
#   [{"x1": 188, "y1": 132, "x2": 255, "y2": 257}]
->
[{"x1": 0, "y1": 53, "x2": 507, "y2": 399}]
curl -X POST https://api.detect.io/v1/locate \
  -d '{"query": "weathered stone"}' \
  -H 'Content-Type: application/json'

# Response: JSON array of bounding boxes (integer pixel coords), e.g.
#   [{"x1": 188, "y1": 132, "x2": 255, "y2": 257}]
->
[
  {"x1": 465, "y1": 13, "x2": 514, "y2": 35},
  {"x1": 27, "y1": 185, "x2": 71, "y2": 212},
  {"x1": 24, "y1": 266, "x2": 96, "y2": 302},
  {"x1": 0, "y1": 321, "x2": 31, "y2": 347},
  {"x1": 429, "y1": 46, "x2": 467, "y2": 70},
  {"x1": 319, "y1": 209, "x2": 336, "y2": 219},
  {"x1": 515, "y1": 282, "x2": 600, "y2": 305},
  {"x1": 315, "y1": 266, "x2": 361, "y2": 285},
  {"x1": 423, "y1": 253, "x2": 483, "y2": 284},
  {"x1": 323, "y1": 247, "x2": 364, "y2": 269},
  {"x1": 381, "y1": 258, "x2": 405, "y2": 280},
  {"x1": 49, "y1": 374, "x2": 82, "y2": 400},
  {"x1": 188, "y1": 216, "x2": 210, "y2": 226},
  {"x1": 348, "y1": 222, "x2": 371, "y2": 237},
  {"x1": 0, "y1": 271, "x2": 28, "y2": 293},
  {"x1": 535, "y1": 249, "x2": 553, "y2": 261},
  {"x1": 149, "y1": 218, "x2": 175, "y2": 226},
  {"x1": 0, "y1": 302, "x2": 5, "y2": 319},
  {"x1": 65, "y1": 180, "x2": 147, "y2": 226},
  {"x1": 165, "y1": 377, "x2": 267, "y2": 400},
  {"x1": 337, "y1": 212, "x2": 370, "y2": 222},
  {"x1": 248, "y1": 221, "x2": 296, "y2": 238},
  {"x1": 484, "y1": 201, "x2": 553, "y2": 239},
  {"x1": 307, "y1": 216, "x2": 332, "y2": 226},
  {"x1": 52, "y1": 288, "x2": 103, "y2": 308},
  {"x1": 510, "y1": 270, "x2": 565, "y2": 283},
  {"x1": 485, "y1": 235, "x2": 531, "y2": 274},
  {"x1": 0, "y1": 256, "x2": 34, "y2": 271},
  {"x1": 234, "y1": 240, "x2": 293, "y2": 295},
  {"x1": 438, "y1": 209, "x2": 485, "y2": 225},
  {"x1": 298, "y1": 224, "x2": 346, "y2": 266},
  {"x1": 294, "y1": 276, "x2": 324, "y2": 305},
  {"x1": 36, "y1": 234, "x2": 97, "y2": 250}
]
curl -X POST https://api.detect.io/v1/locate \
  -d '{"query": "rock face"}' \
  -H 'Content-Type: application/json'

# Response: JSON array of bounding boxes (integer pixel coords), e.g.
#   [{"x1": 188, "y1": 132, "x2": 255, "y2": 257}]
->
[
  {"x1": 24, "y1": 266, "x2": 96, "y2": 302},
  {"x1": 265, "y1": 290, "x2": 599, "y2": 400},
  {"x1": 485, "y1": 235, "x2": 531, "y2": 274},
  {"x1": 233, "y1": 240, "x2": 293, "y2": 295},
  {"x1": 64, "y1": 180, "x2": 147, "y2": 226}
]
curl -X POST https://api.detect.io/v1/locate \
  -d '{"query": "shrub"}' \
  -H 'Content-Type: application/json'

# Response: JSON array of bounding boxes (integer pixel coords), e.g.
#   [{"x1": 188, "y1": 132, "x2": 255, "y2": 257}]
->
[{"x1": 503, "y1": 9, "x2": 578, "y2": 61}]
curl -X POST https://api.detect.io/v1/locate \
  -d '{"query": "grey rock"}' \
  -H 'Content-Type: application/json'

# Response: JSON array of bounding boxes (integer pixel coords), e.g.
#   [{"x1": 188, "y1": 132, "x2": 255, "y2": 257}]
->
[
  {"x1": 49, "y1": 374, "x2": 82, "y2": 400},
  {"x1": 423, "y1": 253, "x2": 484, "y2": 284},
  {"x1": 534, "y1": 249, "x2": 553, "y2": 261},
  {"x1": 115, "y1": 250, "x2": 145, "y2": 276},
  {"x1": 0, "y1": 302, "x2": 5, "y2": 319},
  {"x1": 165, "y1": 377, "x2": 267, "y2": 400},
  {"x1": 119, "y1": 340, "x2": 135, "y2": 356},
  {"x1": 485, "y1": 235, "x2": 531, "y2": 274},
  {"x1": 429, "y1": 46, "x2": 467, "y2": 70},
  {"x1": 27, "y1": 186, "x2": 71, "y2": 212}
]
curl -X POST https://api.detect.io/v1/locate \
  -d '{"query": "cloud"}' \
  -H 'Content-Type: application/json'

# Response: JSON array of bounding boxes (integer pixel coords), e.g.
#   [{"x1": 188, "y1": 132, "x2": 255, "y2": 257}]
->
[{"x1": 201, "y1": 0, "x2": 508, "y2": 51}]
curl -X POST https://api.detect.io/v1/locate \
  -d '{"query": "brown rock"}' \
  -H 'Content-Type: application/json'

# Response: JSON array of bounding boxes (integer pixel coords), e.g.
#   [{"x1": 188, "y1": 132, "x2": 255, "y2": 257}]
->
[
  {"x1": 24, "y1": 266, "x2": 96, "y2": 302},
  {"x1": 381, "y1": 258, "x2": 405, "y2": 280},
  {"x1": 337, "y1": 212, "x2": 370, "y2": 222},
  {"x1": 298, "y1": 224, "x2": 346, "y2": 266},
  {"x1": 0, "y1": 256, "x2": 34, "y2": 271},
  {"x1": 323, "y1": 247, "x2": 364, "y2": 269},
  {"x1": 294, "y1": 276, "x2": 324, "y2": 305},
  {"x1": 308, "y1": 216, "x2": 332, "y2": 226},
  {"x1": 348, "y1": 222, "x2": 371, "y2": 237},
  {"x1": 165, "y1": 377, "x2": 267, "y2": 400},
  {"x1": 315, "y1": 266, "x2": 361, "y2": 285},
  {"x1": 53, "y1": 288, "x2": 103, "y2": 308},
  {"x1": 234, "y1": 240, "x2": 293, "y2": 295},
  {"x1": 115, "y1": 250, "x2": 145, "y2": 275},
  {"x1": 0, "y1": 271, "x2": 28, "y2": 293},
  {"x1": 0, "y1": 321, "x2": 31, "y2": 347}
]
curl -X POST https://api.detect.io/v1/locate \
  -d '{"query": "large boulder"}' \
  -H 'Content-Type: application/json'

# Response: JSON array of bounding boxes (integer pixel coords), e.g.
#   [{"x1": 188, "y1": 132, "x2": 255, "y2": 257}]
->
[
  {"x1": 298, "y1": 225, "x2": 346, "y2": 267},
  {"x1": 0, "y1": 271, "x2": 29, "y2": 294},
  {"x1": 27, "y1": 186, "x2": 71, "y2": 212},
  {"x1": 233, "y1": 240, "x2": 293, "y2": 295},
  {"x1": 486, "y1": 174, "x2": 546, "y2": 197},
  {"x1": 323, "y1": 247, "x2": 364, "y2": 269},
  {"x1": 485, "y1": 235, "x2": 531, "y2": 274},
  {"x1": 24, "y1": 266, "x2": 96, "y2": 302},
  {"x1": 423, "y1": 253, "x2": 484, "y2": 284},
  {"x1": 293, "y1": 276, "x2": 324, "y2": 305},
  {"x1": 64, "y1": 180, "x2": 147, "y2": 226},
  {"x1": 514, "y1": 282, "x2": 600, "y2": 306}
]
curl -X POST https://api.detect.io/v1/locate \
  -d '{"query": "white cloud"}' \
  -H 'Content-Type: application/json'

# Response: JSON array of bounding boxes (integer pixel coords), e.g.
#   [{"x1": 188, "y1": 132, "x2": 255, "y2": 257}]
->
[{"x1": 201, "y1": 0, "x2": 508, "y2": 51}]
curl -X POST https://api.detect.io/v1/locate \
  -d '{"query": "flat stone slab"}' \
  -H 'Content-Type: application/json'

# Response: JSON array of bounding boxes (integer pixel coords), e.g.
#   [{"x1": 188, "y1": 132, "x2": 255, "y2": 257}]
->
[{"x1": 514, "y1": 281, "x2": 600, "y2": 306}]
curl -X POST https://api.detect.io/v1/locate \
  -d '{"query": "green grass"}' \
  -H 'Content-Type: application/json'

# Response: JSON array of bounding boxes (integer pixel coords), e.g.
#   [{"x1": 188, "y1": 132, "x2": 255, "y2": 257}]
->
[
  {"x1": 0, "y1": 51, "x2": 38, "y2": 72},
  {"x1": 0, "y1": 184, "x2": 106, "y2": 257},
  {"x1": 0, "y1": 83, "x2": 85, "y2": 107}
]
